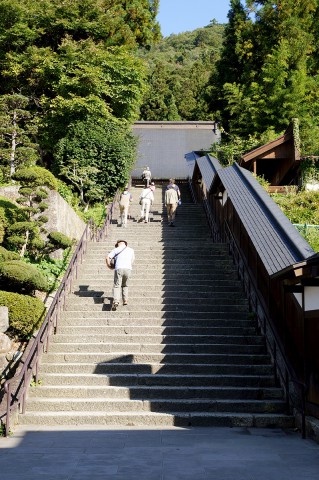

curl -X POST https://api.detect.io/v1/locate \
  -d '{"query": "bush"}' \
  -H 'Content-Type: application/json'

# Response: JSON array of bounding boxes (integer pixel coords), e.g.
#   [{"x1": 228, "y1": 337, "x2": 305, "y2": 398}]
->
[
  {"x1": 272, "y1": 190, "x2": 319, "y2": 251},
  {"x1": 0, "y1": 246, "x2": 20, "y2": 262},
  {"x1": 0, "y1": 290, "x2": 46, "y2": 339},
  {"x1": 80, "y1": 202, "x2": 106, "y2": 227},
  {"x1": 0, "y1": 197, "x2": 23, "y2": 245},
  {"x1": 48, "y1": 231, "x2": 73, "y2": 249},
  {"x1": 0, "y1": 260, "x2": 49, "y2": 293},
  {"x1": 13, "y1": 166, "x2": 58, "y2": 191}
]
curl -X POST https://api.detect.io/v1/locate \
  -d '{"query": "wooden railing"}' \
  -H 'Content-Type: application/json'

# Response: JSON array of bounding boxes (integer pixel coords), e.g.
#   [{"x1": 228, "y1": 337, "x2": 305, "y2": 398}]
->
[
  {"x1": 2, "y1": 193, "x2": 119, "y2": 436},
  {"x1": 200, "y1": 196, "x2": 307, "y2": 438},
  {"x1": 223, "y1": 220, "x2": 307, "y2": 438}
]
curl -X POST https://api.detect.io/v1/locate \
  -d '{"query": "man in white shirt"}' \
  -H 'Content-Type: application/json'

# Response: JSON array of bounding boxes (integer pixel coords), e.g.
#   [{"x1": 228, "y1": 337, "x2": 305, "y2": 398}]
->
[
  {"x1": 138, "y1": 185, "x2": 154, "y2": 223},
  {"x1": 106, "y1": 240, "x2": 135, "y2": 310}
]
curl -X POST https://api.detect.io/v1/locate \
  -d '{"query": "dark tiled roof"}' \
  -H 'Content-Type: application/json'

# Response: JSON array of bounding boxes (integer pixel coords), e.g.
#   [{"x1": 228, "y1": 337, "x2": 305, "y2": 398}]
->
[
  {"x1": 218, "y1": 164, "x2": 314, "y2": 275},
  {"x1": 185, "y1": 151, "x2": 203, "y2": 177},
  {"x1": 196, "y1": 154, "x2": 222, "y2": 191},
  {"x1": 131, "y1": 123, "x2": 220, "y2": 179}
]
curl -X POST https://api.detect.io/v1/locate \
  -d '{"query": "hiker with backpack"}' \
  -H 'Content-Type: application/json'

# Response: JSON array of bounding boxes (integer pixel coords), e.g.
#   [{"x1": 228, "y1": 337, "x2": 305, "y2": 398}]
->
[{"x1": 138, "y1": 183, "x2": 155, "y2": 223}]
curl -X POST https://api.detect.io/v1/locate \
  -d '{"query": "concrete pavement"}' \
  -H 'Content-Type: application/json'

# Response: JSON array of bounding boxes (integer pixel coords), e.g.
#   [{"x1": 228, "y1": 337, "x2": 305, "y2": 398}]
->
[{"x1": 1, "y1": 425, "x2": 319, "y2": 479}]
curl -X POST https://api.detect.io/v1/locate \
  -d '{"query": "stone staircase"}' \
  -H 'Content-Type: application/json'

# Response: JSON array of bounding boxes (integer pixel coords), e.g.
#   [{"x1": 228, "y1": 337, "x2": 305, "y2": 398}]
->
[{"x1": 19, "y1": 184, "x2": 295, "y2": 428}]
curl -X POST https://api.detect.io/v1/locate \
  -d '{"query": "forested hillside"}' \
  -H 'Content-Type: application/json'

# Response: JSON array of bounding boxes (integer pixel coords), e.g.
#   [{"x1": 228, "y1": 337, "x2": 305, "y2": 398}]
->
[
  {"x1": 138, "y1": 21, "x2": 225, "y2": 121},
  {"x1": 209, "y1": 0, "x2": 319, "y2": 161}
]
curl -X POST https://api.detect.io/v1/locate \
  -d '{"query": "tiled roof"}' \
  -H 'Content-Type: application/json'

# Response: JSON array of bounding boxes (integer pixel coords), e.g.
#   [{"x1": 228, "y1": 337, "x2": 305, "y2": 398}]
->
[
  {"x1": 196, "y1": 154, "x2": 222, "y2": 191},
  {"x1": 185, "y1": 151, "x2": 203, "y2": 177},
  {"x1": 218, "y1": 164, "x2": 314, "y2": 275}
]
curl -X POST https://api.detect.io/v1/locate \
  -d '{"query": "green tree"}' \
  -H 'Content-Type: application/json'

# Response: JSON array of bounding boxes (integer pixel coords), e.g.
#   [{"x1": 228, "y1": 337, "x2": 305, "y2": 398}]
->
[
  {"x1": 0, "y1": 93, "x2": 39, "y2": 178},
  {"x1": 0, "y1": 0, "x2": 158, "y2": 178},
  {"x1": 54, "y1": 118, "x2": 137, "y2": 201},
  {"x1": 8, "y1": 166, "x2": 57, "y2": 257}
]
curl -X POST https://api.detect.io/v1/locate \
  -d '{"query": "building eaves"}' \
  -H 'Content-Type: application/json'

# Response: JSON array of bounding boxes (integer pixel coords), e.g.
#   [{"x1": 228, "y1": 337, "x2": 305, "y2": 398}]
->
[
  {"x1": 196, "y1": 154, "x2": 222, "y2": 191},
  {"x1": 217, "y1": 164, "x2": 314, "y2": 275}
]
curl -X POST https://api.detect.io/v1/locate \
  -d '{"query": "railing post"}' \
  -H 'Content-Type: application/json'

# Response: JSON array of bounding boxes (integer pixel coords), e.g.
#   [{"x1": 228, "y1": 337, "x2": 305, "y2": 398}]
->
[{"x1": 5, "y1": 381, "x2": 11, "y2": 436}]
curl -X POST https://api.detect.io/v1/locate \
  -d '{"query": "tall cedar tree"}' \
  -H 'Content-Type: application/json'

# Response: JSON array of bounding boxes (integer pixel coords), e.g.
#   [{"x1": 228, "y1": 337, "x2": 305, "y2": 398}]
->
[{"x1": 210, "y1": 0, "x2": 319, "y2": 155}]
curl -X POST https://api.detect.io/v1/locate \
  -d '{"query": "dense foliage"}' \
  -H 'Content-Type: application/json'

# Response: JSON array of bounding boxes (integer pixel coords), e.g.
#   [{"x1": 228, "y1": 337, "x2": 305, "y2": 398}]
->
[
  {"x1": 53, "y1": 117, "x2": 137, "y2": 206},
  {"x1": 0, "y1": 290, "x2": 46, "y2": 339},
  {"x1": 139, "y1": 21, "x2": 225, "y2": 120},
  {"x1": 208, "y1": 0, "x2": 319, "y2": 156},
  {"x1": 0, "y1": 0, "x2": 160, "y2": 200},
  {"x1": 271, "y1": 191, "x2": 319, "y2": 251},
  {"x1": 0, "y1": 260, "x2": 49, "y2": 293}
]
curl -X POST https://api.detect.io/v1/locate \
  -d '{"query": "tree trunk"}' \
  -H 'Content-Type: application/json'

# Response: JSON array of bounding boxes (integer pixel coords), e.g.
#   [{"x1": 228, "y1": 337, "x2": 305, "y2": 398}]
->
[
  {"x1": 20, "y1": 229, "x2": 29, "y2": 257},
  {"x1": 10, "y1": 110, "x2": 17, "y2": 177}
]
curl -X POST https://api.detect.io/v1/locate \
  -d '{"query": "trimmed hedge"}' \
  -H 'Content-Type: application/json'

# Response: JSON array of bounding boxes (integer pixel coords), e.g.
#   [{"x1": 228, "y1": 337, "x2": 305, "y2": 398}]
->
[
  {"x1": 0, "y1": 290, "x2": 46, "y2": 338},
  {"x1": 48, "y1": 231, "x2": 73, "y2": 249},
  {"x1": 0, "y1": 260, "x2": 49, "y2": 293},
  {"x1": 0, "y1": 246, "x2": 20, "y2": 262}
]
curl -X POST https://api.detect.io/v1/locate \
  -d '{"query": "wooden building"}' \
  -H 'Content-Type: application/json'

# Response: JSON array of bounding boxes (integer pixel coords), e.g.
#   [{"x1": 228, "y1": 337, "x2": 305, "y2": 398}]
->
[
  {"x1": 191, "y1": 153, "x2": 319, "y2": 425},
  {"x1": 239, "y1": 123, "x2": 301, "y2": 192}
]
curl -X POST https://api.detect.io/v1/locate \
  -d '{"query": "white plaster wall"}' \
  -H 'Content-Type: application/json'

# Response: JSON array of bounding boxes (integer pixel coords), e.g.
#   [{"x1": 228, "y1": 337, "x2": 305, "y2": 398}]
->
[{"x1": 293, "y1": 286, "x2": 319, "y2": 311}]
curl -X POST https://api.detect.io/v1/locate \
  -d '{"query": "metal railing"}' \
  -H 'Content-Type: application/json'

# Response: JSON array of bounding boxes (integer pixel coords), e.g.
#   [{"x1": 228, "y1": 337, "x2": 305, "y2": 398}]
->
[
  {"x1": 223, "y1": 221, "x2": 307, "y2": 438},
  {"x1": 2, "y1": 193, "x2": 119, "y2": 436}
]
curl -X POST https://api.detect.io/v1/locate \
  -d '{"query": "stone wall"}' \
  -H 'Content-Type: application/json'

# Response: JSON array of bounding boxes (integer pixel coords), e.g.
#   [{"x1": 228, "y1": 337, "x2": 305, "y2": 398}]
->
[{"x1": 0, "y1": 186, "x2": 86, "y2": 241}]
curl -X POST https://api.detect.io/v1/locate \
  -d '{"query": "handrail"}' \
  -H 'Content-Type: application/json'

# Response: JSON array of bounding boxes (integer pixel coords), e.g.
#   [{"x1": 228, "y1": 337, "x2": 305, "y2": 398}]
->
[
  {"x1": 223, "y1": 220, "x2": 307, "y2": 438},
  {"x1": 187, "y1": 176, "x2": 197, "y2": 204},
  {"x1": 2, "y1": 190, "x2": 119, "y2": 435},
  {"x1": 202, "y1": 198, "x2": 221, "y2": 243},
  {"x1": 3, "y1": 219, "x2": 94, "y2": 436}
]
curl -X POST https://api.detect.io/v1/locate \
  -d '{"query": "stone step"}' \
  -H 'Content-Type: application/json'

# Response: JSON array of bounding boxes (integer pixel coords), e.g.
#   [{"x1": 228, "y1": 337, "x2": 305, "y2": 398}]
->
[
  {"x1": 25, "y1": 397, "x2": 288, "y2": 414},
  {"x1": 71, "y1": 286, "x2": 245, "y2": 296},
  {"x1": 88, "y1": 243, "x2": 228, "y2": 251},
  {"x1": 81, "y1": 259, "x2": 235, "y2": 266},
  {"x1": 38, "y1": 373, "x2": 278, "y2": 388},
  {"x1": 72, "y1": 279, "x2": 243, "y2": 287},
  {"x1": 39, "y1": 362, "x2": 274, "y2": 375},
  {"x1": 67, "y1": 297, "x2": 249, "y2": 307},
  {"x1": 84, "y1": 251, "x2": 229, "y2": 258},
  {"x1": 18, "y1": 411, "x2": 295, "y2": 428},
  {"x1": 53, "y1": 325, "x2": 256, "y2": 336},
  {"x1": 64, "y1": 303, "x2": 249, "y2": 312},
  {"x1": 60, "y1": 318, "x2": 254, "y2": 327},
  {"x1": 61, "y1": 310, "x2": 250, "y2": 320},
  {"x1": 28, "y1": 385, "x2": 283, "y2": 400},
  {"x1": 43, "y1": 351, "x2": 271, "y2": 364},
  {"x1": 51, "y1": 333, "x2": 262, "y2": 345},
  {"x1": 48, "y1": 343, "x2": 266, "y2": 355},
  {"x1": 76, "y1": 272, "x2": 239, "y2": 280}
]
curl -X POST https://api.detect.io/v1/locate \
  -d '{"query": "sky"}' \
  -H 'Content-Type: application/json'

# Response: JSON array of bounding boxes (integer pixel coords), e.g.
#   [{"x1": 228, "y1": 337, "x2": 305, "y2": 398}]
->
[{"x1": 157, "y1": 0, "x2": 231, "y2": 37}]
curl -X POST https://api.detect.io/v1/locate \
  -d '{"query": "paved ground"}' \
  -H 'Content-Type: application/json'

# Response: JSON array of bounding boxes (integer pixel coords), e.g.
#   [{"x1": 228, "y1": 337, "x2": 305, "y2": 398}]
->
[{"x1": 0, "y1": 425, "x2": 319, "y2": 479}]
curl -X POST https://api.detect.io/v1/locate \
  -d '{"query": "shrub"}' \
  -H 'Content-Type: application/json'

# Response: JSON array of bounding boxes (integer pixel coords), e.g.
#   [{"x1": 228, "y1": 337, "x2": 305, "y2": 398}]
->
[
  {"x1": 13, "y1": 166, "x2": 58, "y2": 191},
  {"x1": 0, "y1": 260, "x2": 49, "y2": 293},
  {"x1": 48, "y1": 231, "x2": 73, "y2": 249},
  {"x1": 0, "y1": 290, "x2": 46, "y2": 339},
  {"x1": 0, "y1": 246, "x2": 20, "y2": 262},
  {"x1": 80, "y1": 202, "x2": 106, "y2": 226}
]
